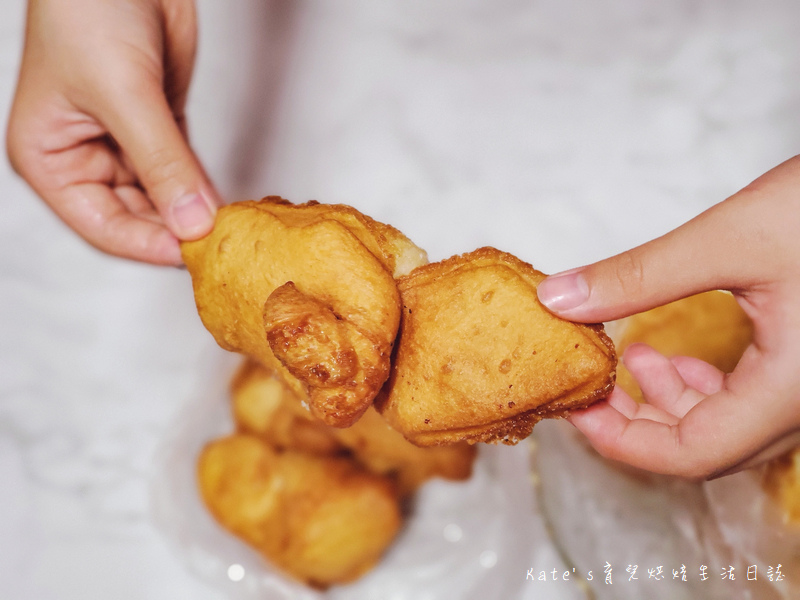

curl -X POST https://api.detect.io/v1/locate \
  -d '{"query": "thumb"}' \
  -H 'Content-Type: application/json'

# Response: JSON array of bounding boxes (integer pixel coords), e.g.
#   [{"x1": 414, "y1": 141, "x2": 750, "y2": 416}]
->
[
  {"x1": 536, "y1": 193, "x2": 767, "y2": 323},
  {"x1": 99, "y1": 81, "x2": 219, "y2": 240}
]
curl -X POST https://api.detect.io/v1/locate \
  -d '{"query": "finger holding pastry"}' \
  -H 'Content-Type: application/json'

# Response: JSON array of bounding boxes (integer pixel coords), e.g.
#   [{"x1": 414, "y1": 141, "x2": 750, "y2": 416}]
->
[
  {"x1": 7, "y1": 0, "x2": 219, "y2": 265},
  {"x1": 608, "y1": 290, "x2": 752, "y2": 404},
  {"x1": 539, "y1": 156, "x2": 800, "y2": 479}
]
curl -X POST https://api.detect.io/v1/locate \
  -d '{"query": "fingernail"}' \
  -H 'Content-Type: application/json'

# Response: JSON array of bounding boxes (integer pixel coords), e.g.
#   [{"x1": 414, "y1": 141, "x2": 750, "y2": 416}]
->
[
  {"x1": 170, "y1": 192, "x2": 215, "y2": 237},
  {"x1": 537, "y1": 269, "x2": 589, "y2": 312}
]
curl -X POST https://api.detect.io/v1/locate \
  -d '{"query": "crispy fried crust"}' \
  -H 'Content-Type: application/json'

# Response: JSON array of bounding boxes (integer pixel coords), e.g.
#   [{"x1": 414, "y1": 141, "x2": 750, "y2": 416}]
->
[
  {"x1": 231, "y1": 359, "x2": 476, "y2": 495},
  {"x1": 333, "y1": 406, "x2": 476, "y2": 495},
  {"x1": 182, "y1": 197, "x2": 425, "y2": 427},
  {"x1": 376, "y1": 247, "x2": 617, "y2": 446},
  {"x1": 263, "y1": 281, "x2": 392, "y2": 426},
  {"x1": 258, "y1": 198, "x2": 428, "y2": 278},
  {"x1": 230, "y1": 360, "x2": 343, "y2": 455},
  {"x1": 197, "y1": 434, "x2": 402, "y2": 588}
]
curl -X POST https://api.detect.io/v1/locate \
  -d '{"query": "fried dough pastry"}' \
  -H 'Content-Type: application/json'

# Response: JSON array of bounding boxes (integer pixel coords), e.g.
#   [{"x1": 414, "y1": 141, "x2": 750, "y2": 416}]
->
[
  {"x1": 231, "y1": 359, "x2": 476, "y2": 495},
  {"x1": 377, "y1": 247, "x2": 617, "y2": 446},
  {"x1": 608, "y1": 291, "x2": 753, "y2": 403},
  {"x1": 181, "y1": 197, "x2": 427, "y2": 427},
  {"x1": 334, "y1": 407, "x2": 476, "y2": 495},
  {"x1": 257, "y1": 198, "x2": 428, "y2": 280},
  {"x1": 230, "y1": 359, "x2": 342, "y2": 455},
  {"x1": 198, "y1": 434, "x2": 402, "y2": 587}
]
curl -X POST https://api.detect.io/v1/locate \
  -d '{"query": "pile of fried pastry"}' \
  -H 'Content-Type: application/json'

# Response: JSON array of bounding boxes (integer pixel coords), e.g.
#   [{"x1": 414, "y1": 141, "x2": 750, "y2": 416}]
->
[
  {"x1": 181, "y1": 197, "x2": 618, "y2": 587},
  {"x1": 199, "y1": 359, "x2": 476, "y2": 587}
]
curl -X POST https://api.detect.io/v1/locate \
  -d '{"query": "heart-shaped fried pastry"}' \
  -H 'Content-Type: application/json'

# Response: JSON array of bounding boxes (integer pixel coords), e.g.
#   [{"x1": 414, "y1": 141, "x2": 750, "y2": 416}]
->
[{"x1": 377, "y1": 247, "x2": 617, "y2": 446}]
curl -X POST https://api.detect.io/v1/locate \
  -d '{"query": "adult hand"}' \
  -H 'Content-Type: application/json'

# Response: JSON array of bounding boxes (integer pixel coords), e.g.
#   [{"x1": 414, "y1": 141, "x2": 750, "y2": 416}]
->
[
  {"x1": 537, "y1": 156, "x2": 800, "y2": 480},
  {"x1": 6, "y1": 0, "x2": 219, "y2": 265}
]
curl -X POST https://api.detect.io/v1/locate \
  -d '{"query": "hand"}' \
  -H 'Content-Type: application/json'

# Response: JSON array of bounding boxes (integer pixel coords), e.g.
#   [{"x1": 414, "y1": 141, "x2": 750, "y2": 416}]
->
[
  {"x1": 537, "y1": 155, "x2": 800, "y2": 480},
  {"x1": 6, "y1": 0, "x2": 219, "y2": 265}
]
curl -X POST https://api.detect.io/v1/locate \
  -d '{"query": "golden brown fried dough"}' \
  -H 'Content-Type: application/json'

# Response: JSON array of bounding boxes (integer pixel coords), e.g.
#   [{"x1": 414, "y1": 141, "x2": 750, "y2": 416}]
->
[
  {"x1": 230, "y1": 360, "x2": 342, "y2": 455},
  {"x1": 263, "y1": 281, "x2": 390, "y2": 426},
  {"x1": 334, "y1": 407, "x2": 477, "y2": 495},
  {"x1": 182, "y1": 197, "x2": 426, "y2": 427},
  {"x1": 231, "y1": 359, "x2": 476, "y2": 495},
  {"x1": 198, "y1": 434, "x2": 402, "y2": 588},
  {"x1": 609, "y1": 291, "x2": 753, "y2": 403},
  {"x1": 377, "y1": 247, "x2": 617, "y2": 446},
  {"x1": 256, "y1": 198, "x2": 428, "y2": 279}
]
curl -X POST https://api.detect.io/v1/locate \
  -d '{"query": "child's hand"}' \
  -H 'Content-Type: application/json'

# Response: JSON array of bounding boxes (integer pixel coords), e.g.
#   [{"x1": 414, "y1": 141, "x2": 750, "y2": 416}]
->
[
  {"x1": 537, "y1": 155, "x2": 800, "y2": 480},
  {"x1": 6, "y1": 0, "x2": 219, "y2": 265}
]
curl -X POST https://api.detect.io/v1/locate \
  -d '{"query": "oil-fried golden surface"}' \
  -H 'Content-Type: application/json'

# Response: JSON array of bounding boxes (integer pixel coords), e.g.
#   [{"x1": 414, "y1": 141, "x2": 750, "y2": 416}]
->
[
  {"x1": 197, "y1": 434, "x2": 402, "y2": 588},
  {"x1": 263, "y1": 281, "x2": 390, "y2": 427},
  {"x1": 257, "y1": 198, "x2": 428, "y2": 278},
  {"x1": 334, "y1": 406, "x2": 476, "y2": 496},
  {"x1": 231, "y1": 360, "x2": 476, "y2": 496},
  {"x1": 377, "y1": 247, "x2": 617, "y2": 446},
  {"x1": 230, "y1": 360, "x2": 342, "y2": 456},
  {"x1": 182, "y1": 197, "x2": 426, "y2": 427},
  {"x1": 608, "y1": 290, "x2": 753, "y2": 403}
]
